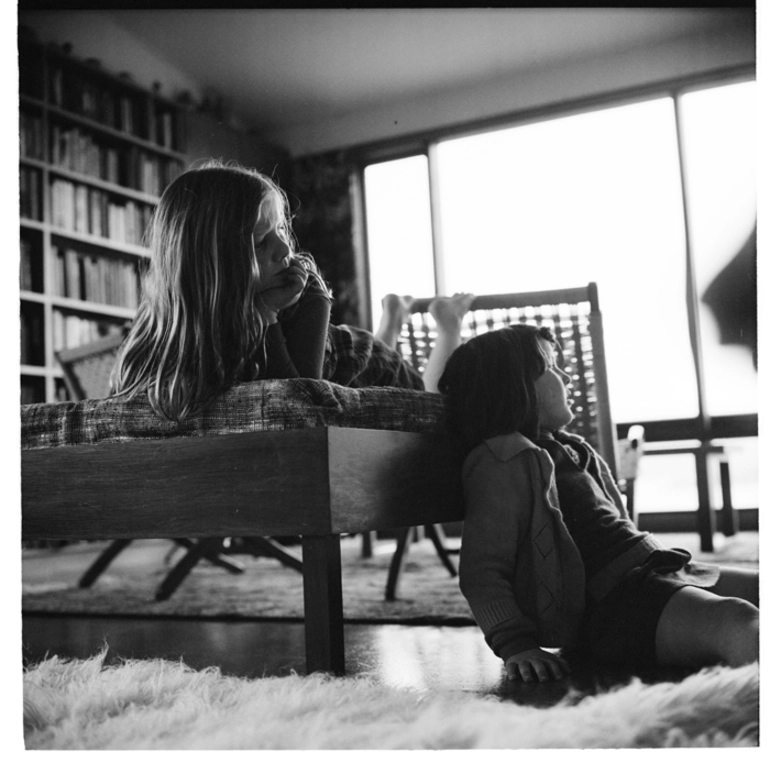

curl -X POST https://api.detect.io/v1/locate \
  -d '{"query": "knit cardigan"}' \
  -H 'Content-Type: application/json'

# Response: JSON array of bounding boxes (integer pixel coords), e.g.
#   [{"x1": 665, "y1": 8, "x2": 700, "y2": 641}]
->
[{"x1": 458, "y1": 431, "x2": 661, "y2": 660}]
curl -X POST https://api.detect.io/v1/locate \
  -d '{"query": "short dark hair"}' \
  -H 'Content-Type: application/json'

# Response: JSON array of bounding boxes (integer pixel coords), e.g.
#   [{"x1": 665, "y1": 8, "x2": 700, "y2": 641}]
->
[{"x1": 438, "y1": 324, "x2": 555, "y2": 452}]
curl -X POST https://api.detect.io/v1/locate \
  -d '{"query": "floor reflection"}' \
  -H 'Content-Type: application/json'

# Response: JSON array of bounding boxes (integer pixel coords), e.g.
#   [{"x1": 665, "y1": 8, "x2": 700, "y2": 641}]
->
[
  {"x1": 22, "y1": 614, "x2": 698, "y2": 707},
  {"x1": 366, "y1": 625, "x2": 502, "y2": 692}
]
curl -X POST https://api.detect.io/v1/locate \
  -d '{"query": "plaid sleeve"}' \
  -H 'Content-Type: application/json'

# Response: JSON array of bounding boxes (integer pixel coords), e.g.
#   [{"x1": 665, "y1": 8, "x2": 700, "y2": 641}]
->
[{"x1": 325, "y1": 324, "x2": 424, "y2": 390}]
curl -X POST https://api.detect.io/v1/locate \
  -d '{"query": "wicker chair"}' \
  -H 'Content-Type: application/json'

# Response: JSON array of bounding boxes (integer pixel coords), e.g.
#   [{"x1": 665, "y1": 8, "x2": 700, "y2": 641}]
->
[
  {"x1": 384, "y1": 282, "x2": 644, "y2": 600},
  {"x1": 55, "y1": 332, "x2": 303, "y2": 600}
]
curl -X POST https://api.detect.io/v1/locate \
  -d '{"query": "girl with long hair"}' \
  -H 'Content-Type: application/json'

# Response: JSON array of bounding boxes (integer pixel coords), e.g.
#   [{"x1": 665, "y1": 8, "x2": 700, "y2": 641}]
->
[{"x1": 112, "y1": 160, "x2": 473, "y2": 421}]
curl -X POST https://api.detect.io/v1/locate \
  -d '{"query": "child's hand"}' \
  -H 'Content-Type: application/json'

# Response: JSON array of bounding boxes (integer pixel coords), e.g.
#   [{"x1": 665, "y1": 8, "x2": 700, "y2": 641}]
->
[
  {"x1": 504, "y1": 648, "x2": 571, "y2": 682},
  {"x1": 258, "y1": 259, "x2": 309, "y2": 323}
]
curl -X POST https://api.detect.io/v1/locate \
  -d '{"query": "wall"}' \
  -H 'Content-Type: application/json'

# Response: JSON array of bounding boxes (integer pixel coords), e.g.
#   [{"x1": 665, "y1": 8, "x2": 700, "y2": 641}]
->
[
  {"x1": 185, "y1": 111, "x2": 290, "y2": 181},
  {"x1": 271, "y1": 25, "x2": 755, "y2": 157}
]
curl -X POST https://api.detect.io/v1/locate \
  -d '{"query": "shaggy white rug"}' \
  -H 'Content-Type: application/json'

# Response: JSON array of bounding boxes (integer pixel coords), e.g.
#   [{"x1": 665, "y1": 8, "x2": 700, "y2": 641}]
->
[{"x1": 23, "y1": 651, "x2": 758, "y2": 749}]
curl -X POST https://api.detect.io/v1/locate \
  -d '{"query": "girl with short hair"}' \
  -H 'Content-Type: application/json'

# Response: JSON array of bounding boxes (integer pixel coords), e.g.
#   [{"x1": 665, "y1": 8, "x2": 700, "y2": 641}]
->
[{"x1": 439, "y1": 324, "x2": 758, "y2": 681}]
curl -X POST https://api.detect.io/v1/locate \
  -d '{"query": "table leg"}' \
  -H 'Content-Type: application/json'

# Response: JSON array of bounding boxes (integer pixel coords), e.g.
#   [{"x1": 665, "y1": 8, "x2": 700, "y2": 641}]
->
[{"x1": 301, "y1": 534, "x2": 345, "y2": 676}]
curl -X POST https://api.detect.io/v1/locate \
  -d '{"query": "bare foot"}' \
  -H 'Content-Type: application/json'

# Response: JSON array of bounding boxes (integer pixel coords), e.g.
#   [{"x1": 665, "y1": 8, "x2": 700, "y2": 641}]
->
[
  {"x1": 375, "y1": 294, "x2": 415, "y2": 348},
  {"x1": 428, "y1": 292, "x2": 475, "y2": 329},
  {"x1": 381, "y1": 293, "x2": 414, "y2": 326}
]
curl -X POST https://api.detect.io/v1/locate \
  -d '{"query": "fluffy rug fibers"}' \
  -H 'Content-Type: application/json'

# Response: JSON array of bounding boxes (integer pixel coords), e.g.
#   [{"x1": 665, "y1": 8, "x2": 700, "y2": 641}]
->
[{"x1": 23, "y1": 651, "x2": 758, "y2": 749}]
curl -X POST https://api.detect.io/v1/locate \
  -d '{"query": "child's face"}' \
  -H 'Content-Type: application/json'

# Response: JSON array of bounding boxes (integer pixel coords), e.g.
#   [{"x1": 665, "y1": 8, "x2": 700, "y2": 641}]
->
[
  {"x1": 533, "y1": 337, "x2": 574, "y2": 432},
  {"x1": 252, "y1": 206, "x2": 293, "y2": 289}
]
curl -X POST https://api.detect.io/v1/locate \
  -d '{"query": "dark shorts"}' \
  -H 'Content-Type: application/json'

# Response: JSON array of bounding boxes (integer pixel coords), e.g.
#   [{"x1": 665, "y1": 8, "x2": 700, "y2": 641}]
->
[{"x1": 572, "y1": 549, "x2": 721, "y2": 668}]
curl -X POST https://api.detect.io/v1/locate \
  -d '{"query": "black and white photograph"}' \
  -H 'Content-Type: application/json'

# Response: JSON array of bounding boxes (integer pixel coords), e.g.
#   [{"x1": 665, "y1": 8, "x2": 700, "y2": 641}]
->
[{"x1": 8, "y1": 1, "x2": 762, "y2": 751}]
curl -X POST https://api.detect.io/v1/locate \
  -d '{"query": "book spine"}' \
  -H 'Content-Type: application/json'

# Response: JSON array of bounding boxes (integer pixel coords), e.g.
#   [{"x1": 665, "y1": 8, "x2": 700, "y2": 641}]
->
[{"x1": 20, "y1": 238, "x2": 34, "y2": 291}]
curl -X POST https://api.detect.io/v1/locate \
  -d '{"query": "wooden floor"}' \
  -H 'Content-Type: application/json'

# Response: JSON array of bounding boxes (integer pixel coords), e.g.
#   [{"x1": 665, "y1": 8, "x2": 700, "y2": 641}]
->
[
  {"x1": 23, "y1": 613, "x2": 702, "y2": 707},
  {"x1": 21, "y1": 531, "x2": 758, "y2": 706}
]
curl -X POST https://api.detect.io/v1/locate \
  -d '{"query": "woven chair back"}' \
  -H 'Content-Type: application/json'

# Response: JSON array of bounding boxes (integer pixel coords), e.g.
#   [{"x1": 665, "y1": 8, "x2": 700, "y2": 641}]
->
[
  {"x1": 55, "y1": 332, "x2": 125, "y2": 401},
  {"x1": 398, "y1": 283, "x2": 618, "y2": 475}
]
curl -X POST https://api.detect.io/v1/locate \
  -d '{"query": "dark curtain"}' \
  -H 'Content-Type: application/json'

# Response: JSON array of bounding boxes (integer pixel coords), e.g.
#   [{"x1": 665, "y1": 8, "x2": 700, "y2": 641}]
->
[
  {"x1": 702, "y1": 223, "x2": 757, "y2": 369},
  {"x1": 285, "y1": 151, "x2": 361, "y2": 328}
]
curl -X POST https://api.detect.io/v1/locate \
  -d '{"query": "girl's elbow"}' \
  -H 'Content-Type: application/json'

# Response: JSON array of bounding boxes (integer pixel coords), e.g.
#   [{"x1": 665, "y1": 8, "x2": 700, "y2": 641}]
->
[{"x1": 458, "y1": 560, "x2": 494, "y2": 598}]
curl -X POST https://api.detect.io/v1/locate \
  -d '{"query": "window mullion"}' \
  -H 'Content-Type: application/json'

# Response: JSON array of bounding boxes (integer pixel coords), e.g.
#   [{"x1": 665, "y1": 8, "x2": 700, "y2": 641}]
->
[
  {"x1": 349, "y1": 166, "x2": 373, "y2": 331},
  {"x1": 427, "y1": 143, "x2": 445, "y2": 296},
  {"x1": 673, "y1": 94, "x2": 710, "y2": 432}
]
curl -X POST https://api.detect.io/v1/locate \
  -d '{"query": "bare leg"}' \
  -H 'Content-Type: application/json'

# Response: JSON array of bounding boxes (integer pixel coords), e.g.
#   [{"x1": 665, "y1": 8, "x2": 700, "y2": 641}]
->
[
  {"x1": 422, "y1": 293, "x2": 475, "y2": 393},
  {"x1": 375, "y1": 294, "x2": 414, "y2": 349},
  {"x1": 655, "y1": 586, "x2": 759, "y2": 669},
  {"x1": 706, "y1": 566, "x2": 759, "y2": 606}
]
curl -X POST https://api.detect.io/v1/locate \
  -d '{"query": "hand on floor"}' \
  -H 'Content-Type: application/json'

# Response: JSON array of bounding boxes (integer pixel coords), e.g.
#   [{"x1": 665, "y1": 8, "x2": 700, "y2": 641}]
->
[{"x1": 505, "y1": 648, "x2": 572, "y2": 682}]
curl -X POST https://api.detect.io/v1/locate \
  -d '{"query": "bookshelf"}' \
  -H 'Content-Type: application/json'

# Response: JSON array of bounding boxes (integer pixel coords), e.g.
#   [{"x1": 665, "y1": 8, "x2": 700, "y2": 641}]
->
[{"x1": 19, "y1": 40, "x2": 187, "y2": 403}]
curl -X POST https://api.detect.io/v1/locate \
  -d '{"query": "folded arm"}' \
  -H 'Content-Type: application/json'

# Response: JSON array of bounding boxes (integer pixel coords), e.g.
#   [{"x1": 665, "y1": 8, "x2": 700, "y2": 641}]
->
[{"x1": 261, "y1": 269, "x2": 332, "y2": 379}]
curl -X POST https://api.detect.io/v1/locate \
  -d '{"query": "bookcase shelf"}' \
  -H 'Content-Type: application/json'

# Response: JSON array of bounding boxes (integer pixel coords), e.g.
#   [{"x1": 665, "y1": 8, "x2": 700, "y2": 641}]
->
[
  {"x1": 20, "y1": 219, "x2": 46, "y2": 232},
  {"x1": 19, "y1": 38, "x2": 187, "y2": 404},
  {"x1": 20, "y1": 157, "x2": 47, "y2": 171},
  {"x1": 19, "y1": 291, "x2": 46, "y2": 304},
  {"x1": 51, "y1": 229, "x2": 152, "y2": 258},
  {"x1": 46, "y1": 104, "x2": 187, "y2": 160},
  {"x1": 47, "y1": 165, "x2": 164, "y2": 206},
  {"x1": 21, "y1": 366, "x2": 53, "y2": 378}
]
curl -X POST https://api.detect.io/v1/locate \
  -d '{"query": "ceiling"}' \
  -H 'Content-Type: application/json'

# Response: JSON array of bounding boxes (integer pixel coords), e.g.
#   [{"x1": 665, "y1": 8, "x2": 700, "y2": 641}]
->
[{"x1": 104, "y1": 8, "x2": 754, "y2": 135}]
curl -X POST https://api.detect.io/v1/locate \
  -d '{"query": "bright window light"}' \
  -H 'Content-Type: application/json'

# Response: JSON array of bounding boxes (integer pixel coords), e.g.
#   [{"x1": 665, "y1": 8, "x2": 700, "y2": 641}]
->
[
  {"x1": 679, "y1": 80, "x2": 757, "y2": 416},
  {"x1": 362, "y1": 82, "x2": 757, "y2": 514},
  {"x1": 364, "y1": 156, "x2": 435, "y2": 330},
  {"x1": 362, "y1": 83, "x2": 756, "y2": 428},
  {"x1": 435, "y1": 97, "x2": 696, "y2": 423}
]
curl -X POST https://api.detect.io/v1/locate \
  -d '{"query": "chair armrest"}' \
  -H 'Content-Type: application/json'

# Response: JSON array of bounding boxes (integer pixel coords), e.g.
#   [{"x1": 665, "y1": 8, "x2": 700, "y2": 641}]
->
[{"x1": 618, "y1": 424, "x2": 645, "y2": 482}]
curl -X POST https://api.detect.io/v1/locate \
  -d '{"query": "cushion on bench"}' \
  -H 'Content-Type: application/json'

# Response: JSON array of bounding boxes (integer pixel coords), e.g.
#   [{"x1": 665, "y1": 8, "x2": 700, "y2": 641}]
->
[{"x1": 21, "y1": 379, "x2": 449, "y2": 450}]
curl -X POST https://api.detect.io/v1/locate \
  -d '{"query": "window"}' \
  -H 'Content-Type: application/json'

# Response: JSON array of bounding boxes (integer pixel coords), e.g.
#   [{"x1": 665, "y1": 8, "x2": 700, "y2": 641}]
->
[
  {"x1": 679, "y1": 81, "x2": 757, "y2": 417},
  {"x1": 364, "y1": 79, "x2": 756, "y2": 425},
  {"x1": 363, "y1": 156, "x2": 434, "y2": 331},
  {"x1": 435, "y1": 97, "x2": 694, "y2": 424},
  {"x1": 362, "y1": 78, "x2": 756, "y2": 514}
]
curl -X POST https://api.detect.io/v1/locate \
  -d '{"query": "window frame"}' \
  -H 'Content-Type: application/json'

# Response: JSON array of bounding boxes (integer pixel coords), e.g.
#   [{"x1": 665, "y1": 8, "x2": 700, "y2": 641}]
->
[{"x1": 351, "y1": 65, "x2": 756, "y2": 445}]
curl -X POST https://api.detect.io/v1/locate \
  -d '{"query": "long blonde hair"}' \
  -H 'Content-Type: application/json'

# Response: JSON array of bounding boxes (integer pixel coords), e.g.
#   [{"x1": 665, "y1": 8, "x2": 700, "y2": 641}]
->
[{"x1": 112, "y1": 160, "x2": 312, "y2": 421}]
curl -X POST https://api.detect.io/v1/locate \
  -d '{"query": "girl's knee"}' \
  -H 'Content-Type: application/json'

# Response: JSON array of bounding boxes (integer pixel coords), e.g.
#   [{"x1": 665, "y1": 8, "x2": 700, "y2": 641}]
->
[
  {"x1": 718, "y1": 596, "x2": 759, "y2": 628},
  {"x1": 713, "y1": 596, "x2": 759, "y2": 667},
  {"x1": 709, "y1": 566, "x2": 759, "y2": 606},
  {"x1": 656, "y1": 589, "x2": 758, "y2": 668}
]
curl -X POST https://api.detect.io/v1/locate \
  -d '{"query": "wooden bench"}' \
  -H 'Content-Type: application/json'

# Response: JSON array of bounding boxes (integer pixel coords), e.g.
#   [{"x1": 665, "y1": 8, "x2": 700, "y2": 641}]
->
[{"x1": 22, "y1": 419, "x2": 464, "y2": 676}]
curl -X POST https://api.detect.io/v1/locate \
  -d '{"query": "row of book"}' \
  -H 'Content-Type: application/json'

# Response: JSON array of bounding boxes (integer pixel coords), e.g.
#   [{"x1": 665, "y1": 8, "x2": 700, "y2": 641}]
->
[
  {"x1": 22, "y1": 304, "x2": 129, "y2": 363},
  {"x1": 49, "y1": 66, "x2": 147, "y2": 138},
  {"x1": 19, "y1": 45, "x2": 44, "y2": 101},
  {"x1": 21, "y1": 379, "x2": 47, "y2": 406},
  {"x1": 49, "y1": 124, "x2": 183, "y2": 195},
  {"x1": 20, "y1": 306, "x2": 45, "y2": 366},
  {"x1": 48, "y1": 66, "x2": 179, "y2": 150},
  {"x1": 20, "y1": 111, "x2": 45, "y2": 161},
  {"x1": 52, "y1": 246, "x2": 141, "y2": 309},
  {"x1": 20, "y1": 167, "x2": 42, "y2": 221},
  {"x1": 24, "y1": 59, "x2": 180, "y2": 152},
  {"x1": 155, "y1": 110, "x2": 178, "y2": 151},
  {"x1": 20, "y1": 378, "x2": 68, "y2": 405},
  {"x1": 20, "y1": 237, "x2": 42, "y2": 293},
  {"x1": 52, "y1": 312, "x2": 125, "y2": 353},
  {"x1": 51, "y1": 179, "x2": 154, "y2": 246}
]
